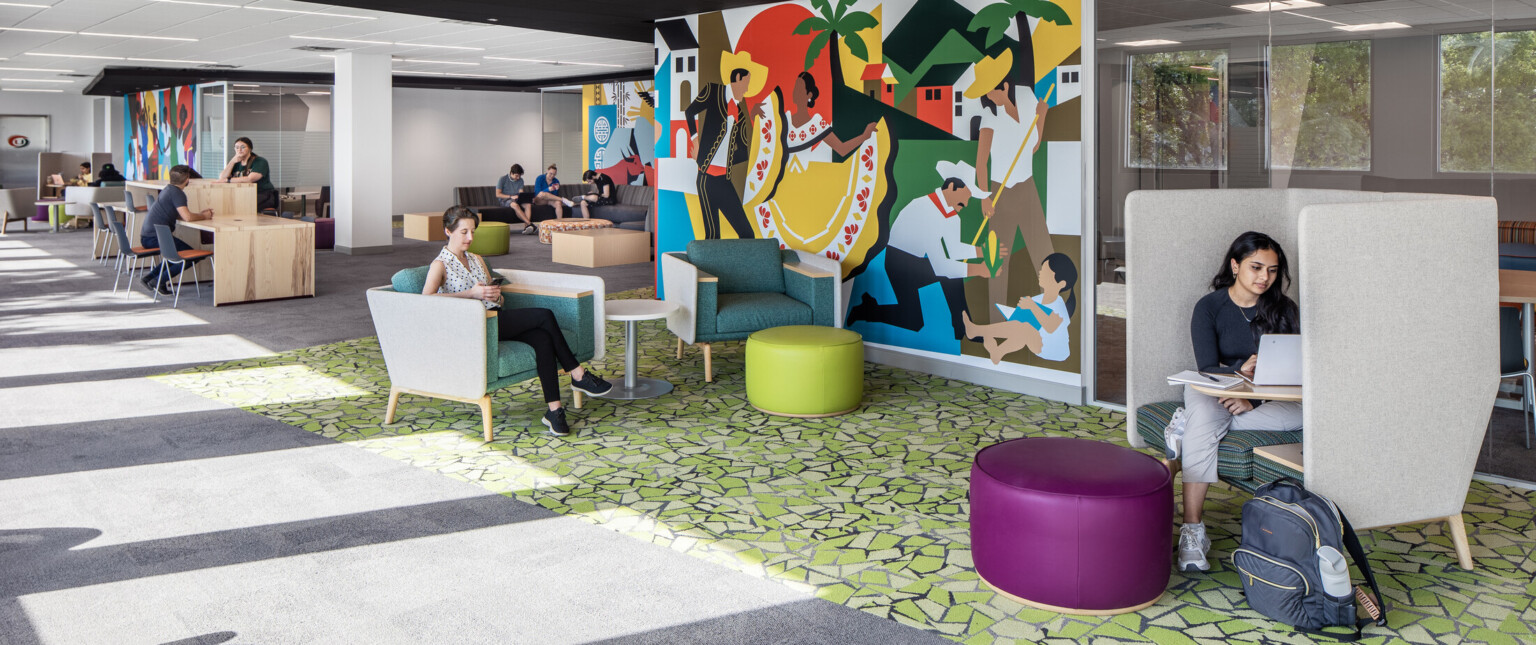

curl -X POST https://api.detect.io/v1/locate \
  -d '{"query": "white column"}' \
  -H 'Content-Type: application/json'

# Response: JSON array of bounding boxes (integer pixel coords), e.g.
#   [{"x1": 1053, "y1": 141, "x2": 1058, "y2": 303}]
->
[{"x1": 334, "y1": 52, "x2": 393, "y2": 254}]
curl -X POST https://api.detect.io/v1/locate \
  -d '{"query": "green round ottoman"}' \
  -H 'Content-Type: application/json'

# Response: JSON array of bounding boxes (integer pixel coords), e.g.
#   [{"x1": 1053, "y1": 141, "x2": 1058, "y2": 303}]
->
[
  {"x1": 468, "y1": 221, "x2": 510, "y2": 256},
  {"x1": 746, "y1": 325, "x2": 864, "y2": 417}
]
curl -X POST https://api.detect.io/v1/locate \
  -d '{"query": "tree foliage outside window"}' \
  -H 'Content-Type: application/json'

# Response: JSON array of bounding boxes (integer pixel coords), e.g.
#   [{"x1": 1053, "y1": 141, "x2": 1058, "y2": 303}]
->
[
  {"x1": 1270, "y1": 40, "x2": 1371, "y2": 171},
  {"x1": 1441, "y1": 30, "x2": 1536, "y2": 174},
  {"x1": 1128, "y1": 50, "x2": 1227, "y2": 169}
]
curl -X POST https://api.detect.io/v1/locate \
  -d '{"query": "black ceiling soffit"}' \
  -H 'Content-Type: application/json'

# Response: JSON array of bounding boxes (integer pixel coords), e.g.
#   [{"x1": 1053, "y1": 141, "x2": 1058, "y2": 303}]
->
[
  {"x1": 83, "y1": 67, "x2": 651, "y2": 97},
  {"x1": 318, "y1": 0, "x2": 779, "y2": 42}
]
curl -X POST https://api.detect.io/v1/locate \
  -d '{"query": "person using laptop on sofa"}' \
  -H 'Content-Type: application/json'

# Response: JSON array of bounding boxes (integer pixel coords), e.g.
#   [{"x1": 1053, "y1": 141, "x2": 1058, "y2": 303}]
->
[
  {"x1": 1171, "y1": 231, "x2": 1301, "y2": 573},
  {"x1": 575, "y1": 169, "x2": 616, "y2": 219},
  {"x1": 421, "y1": 206, "x2": 612, "y2": 436},
  {"x1": 495, "y1": 163, "x2": 537, "y2": 234}
]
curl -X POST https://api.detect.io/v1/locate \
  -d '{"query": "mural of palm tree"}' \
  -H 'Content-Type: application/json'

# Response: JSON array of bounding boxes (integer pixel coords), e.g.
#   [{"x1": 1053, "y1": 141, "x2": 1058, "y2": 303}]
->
[
  {"x1": 793, "y1": 0, "x2": 878, "y2": 86},
  {"x1": 968, "y1": 0, "x2": 1073, "y2": 92}
]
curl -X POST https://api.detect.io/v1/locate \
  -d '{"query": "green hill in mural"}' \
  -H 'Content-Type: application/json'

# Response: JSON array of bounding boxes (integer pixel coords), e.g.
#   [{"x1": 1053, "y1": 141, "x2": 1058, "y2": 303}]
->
[{"x1": 884, "y1": 0, "x2": 1015, "y2": 106}]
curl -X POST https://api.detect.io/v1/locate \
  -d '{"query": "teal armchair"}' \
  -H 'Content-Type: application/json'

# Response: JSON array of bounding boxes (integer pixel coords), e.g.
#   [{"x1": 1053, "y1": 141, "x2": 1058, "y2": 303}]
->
[
  {"x1": 367, "y1": 267, "x2": 605, "y2": 441},
  {"x1": 663, "y1": 238, "x2": 841, "y2": 381}
]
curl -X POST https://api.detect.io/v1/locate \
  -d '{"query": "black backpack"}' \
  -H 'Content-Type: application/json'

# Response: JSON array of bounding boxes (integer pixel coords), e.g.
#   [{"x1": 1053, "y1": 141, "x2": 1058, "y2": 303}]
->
[{"x1": 1233, "y1": 478, "x2": 1388, "y2": 641}]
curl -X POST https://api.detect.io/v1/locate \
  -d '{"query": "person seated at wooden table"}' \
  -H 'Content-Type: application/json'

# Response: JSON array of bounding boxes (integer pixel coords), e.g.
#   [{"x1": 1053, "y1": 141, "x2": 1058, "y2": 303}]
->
[
  {"x1": 218, "y1": 136, "x2": 278, "y2": 211},
  {"x1": 1166, "y1": 231, "x2": 1301, "y2": 574},
  {"x1": 421, "y1": 206, "x2": 613, "y2": 436},
  {"x1": 138, "y1": 164, "x2": 213, "y2": 296}
]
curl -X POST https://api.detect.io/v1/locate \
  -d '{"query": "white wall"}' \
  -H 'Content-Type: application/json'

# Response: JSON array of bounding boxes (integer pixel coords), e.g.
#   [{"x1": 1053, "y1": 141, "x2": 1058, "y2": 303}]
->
[
  {"x1": 391, "y1": 87, "x2": 543, "y2": 215},
  {"x1": 4, "y1": 92, "x2": 95, "y2": 154}
]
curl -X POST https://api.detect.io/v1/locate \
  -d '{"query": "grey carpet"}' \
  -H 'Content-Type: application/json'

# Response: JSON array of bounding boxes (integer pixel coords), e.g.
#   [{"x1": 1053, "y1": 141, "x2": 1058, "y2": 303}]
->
[{"x1": 0, "y1": 226, "x2": 944, "y2": 645}]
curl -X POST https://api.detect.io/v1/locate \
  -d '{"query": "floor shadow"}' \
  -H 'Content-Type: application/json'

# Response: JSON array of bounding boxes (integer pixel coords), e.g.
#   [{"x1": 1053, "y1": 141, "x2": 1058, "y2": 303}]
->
[
  {"x1": 159, "y1": 632, "x2": 238, "y2": 645},
  {"x1": 581, "y1": 597, "x2": 951, "y2": 645},
  {"x1": 0, "y1": 495, "x2": 556, "y2": 599}
]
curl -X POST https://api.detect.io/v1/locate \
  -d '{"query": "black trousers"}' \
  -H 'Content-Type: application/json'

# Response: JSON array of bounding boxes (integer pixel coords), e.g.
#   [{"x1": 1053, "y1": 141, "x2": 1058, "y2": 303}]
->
[
  {"x1": 498, "y1": 307, "x2": 579, "y2": 403},
  {"x1": 854, "y1": 248, "x2": 969, "y2": 340},
  {"x1": 696, "y1": 172, "x2": 754, "y2": 239}
]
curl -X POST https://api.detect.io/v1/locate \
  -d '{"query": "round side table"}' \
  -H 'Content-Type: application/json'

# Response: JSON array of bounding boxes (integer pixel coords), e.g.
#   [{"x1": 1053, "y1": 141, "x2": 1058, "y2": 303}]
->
[{"x1": 602, "y1": 299, "x2": 678, "y2": 399}]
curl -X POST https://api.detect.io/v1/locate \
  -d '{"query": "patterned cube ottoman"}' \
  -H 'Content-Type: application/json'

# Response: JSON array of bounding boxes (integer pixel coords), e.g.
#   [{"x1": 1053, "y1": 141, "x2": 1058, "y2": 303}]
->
[{"x1": 537, "y1": 218, "x2": 613, "y2": 245}]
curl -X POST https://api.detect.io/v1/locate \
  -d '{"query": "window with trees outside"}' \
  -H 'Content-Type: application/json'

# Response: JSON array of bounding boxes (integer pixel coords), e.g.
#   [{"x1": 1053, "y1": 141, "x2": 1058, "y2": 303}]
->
[
  {"x1": 1127, "y1": 49, "x2": 1227, "y2": 170},
  {"x1": 1269, "y1": 40, "x2": 1371, "y2": 171},
  {"x1": 1441, "y1": 30, "x2": 1536, "y2": 174}
]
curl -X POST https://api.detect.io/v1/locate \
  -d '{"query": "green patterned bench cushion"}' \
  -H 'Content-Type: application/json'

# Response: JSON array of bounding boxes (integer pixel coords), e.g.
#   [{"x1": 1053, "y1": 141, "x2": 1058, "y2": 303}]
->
[
  {"x1": 1251, "y1": 451, "x2": 1305, "y2": 489},
  {"x1": 1136, "y1": 401, "x2": 1305, "y2": 483}
]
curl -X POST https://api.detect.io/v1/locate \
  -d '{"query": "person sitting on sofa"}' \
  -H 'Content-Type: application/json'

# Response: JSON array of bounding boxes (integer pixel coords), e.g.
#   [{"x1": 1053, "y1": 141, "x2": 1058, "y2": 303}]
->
[
  {"x1": 420, "y1": 206, "x2": 613, "y2": 436},
  {"x1": 575, "y1": 169, "x2": 617, "y2": 219},
  {"x1": 532, "y1": 164, "x2": 576, "y2": 219},
  {"x1": 67, "y1": 162, "x2": 93, "y2": 187},
  {"x1": 1167, "y1": 230, "x2": 1301, "y2": 573},
  {"x1": 495, "y1": 163, "x2": 537, "y2": 234}
]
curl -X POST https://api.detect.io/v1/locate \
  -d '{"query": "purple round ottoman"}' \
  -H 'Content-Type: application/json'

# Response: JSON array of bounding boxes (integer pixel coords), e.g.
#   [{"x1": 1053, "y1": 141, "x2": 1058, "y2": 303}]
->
[
  {"x1": 314, "y1": 217, "x2": 335, "y2": 250},
  {"x1": 970, "y1": 437, "x2": 1173, "y2": 614}
]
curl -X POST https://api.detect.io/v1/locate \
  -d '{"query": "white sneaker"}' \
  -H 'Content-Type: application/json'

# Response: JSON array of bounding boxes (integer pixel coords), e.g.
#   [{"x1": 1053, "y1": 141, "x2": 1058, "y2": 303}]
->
[
  {"x1": 1163, "y1": 407, "x2": 1187, "y2": 460},
  {"x1": 1178, "y1": 523, "x2": 1212, "y2": 572},
  {"x1": 561, "y1": 198, "x2": 574, "y2": 207}
]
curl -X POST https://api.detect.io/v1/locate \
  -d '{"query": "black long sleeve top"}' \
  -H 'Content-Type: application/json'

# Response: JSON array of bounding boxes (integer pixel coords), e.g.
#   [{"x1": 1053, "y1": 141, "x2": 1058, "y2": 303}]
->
[{"x1": 1190, "y1": 289, "x2": 1262, "y2": 375}]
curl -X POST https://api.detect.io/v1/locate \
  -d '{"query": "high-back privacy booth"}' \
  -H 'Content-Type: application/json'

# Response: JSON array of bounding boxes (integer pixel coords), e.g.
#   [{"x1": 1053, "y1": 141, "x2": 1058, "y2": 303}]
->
[{"x1": 1126, "y1": 188, "x2": 1497, "y2": 570}]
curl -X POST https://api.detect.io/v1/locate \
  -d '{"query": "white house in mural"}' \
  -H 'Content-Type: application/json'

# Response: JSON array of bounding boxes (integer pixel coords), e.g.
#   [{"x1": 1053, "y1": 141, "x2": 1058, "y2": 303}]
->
[
  {"x1": 1053, "y1": 64, "x2": 1082, "y2": 104},
  {"x1": 656, "y1": 19, "x2": 698, "y2": 125}
]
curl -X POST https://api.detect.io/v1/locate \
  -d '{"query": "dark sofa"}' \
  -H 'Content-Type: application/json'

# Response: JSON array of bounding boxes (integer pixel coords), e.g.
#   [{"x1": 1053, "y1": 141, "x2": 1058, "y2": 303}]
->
[{"x1": 453, "y1": 183, "x2": 651, "y2": 232}]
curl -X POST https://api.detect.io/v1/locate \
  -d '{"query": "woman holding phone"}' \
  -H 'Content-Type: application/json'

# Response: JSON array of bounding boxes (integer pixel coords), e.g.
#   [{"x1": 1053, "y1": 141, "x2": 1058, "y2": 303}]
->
[
  {"x1": 1169, "y1": 231, "x2": 1301, "y2": 573},
  {"x1": 421, "y1": 206, "x2": 612, "y2": 436}
]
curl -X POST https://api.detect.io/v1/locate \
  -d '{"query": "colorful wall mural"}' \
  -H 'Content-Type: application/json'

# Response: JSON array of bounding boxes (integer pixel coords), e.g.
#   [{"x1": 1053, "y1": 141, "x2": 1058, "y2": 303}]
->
[
  {"x1": 583, "y1": 81, "x2": 658, "y2": 186},
  {"x1": 124, "y1": 85, "x2": 198, "y2": 181},
  {"x1": 654, "y1": 0, "x2": 1085, "y2": 382}
]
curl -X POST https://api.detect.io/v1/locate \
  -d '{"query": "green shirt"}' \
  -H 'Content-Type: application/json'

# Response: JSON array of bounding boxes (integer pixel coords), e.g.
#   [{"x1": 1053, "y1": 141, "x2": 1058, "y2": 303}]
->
[{"x1": 232, "y1": 155, "x2": 275, "y2": 193}]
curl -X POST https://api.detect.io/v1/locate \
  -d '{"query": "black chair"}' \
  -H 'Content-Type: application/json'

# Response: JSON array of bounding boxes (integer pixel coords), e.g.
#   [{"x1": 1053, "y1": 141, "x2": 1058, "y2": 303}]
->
[
  {"x1": 107, "y1": 208, "x2": 158, "y2": 297},
  {"x1": 151, "y1": 224, "x2": 212, "y2": 308},
  {"x1": 1497, "y1": 306, "x2": 1532, "y2": 451}
]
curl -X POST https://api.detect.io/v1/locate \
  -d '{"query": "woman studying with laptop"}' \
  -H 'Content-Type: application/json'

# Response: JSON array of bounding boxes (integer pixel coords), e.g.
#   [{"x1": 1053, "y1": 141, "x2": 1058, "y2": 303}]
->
[{"x1": 1164, "y1": 231, "x2": 1303, "y2": 573}]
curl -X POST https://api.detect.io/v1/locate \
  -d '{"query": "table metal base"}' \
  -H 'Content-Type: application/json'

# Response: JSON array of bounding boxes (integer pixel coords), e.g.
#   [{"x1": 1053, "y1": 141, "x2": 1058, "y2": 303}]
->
[{"x1": 601, "y1": 376, "x2": 673, "y2": 400}]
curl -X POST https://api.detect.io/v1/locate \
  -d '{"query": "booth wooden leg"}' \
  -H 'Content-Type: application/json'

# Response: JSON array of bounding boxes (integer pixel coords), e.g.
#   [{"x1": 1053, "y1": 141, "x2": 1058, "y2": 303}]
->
[
  {"x1": 703, "y1": 343, "x2": 713, "y2": 382},
  {"x1": 385, "y1": 387, "x2": 401, "y2": 424},
  {"x1": 1447, "y1": 514, "x2": 1474, "y2": 570},
  {"x1": 478, "y1": 395, "x2": 493, "y2": 442},
  {"x1": 573, "y1": 389, "x2": 584, "y2": 409},
  {"x1": 675, "y1": 337, "x2": 684, "y2": 359}
]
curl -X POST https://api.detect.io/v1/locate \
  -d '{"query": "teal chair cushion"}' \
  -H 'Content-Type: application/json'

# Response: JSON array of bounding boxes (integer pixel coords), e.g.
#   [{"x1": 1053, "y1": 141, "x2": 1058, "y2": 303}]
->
[
  {"x1": 687, "y1": 238, "x2": 785, "y2": 295},
  {"x1": 391, "y1": 266, "x2": 431, "y2": 295},
  {"x1": 1136, "y1": 401, "x2": 1304, "y2": 487},
  {"x1": 496, "y1": 327, "x2": 581, "y2": 378},
  {"x1": 716, "y1": 292, "x2": 812, "y2": 334}
]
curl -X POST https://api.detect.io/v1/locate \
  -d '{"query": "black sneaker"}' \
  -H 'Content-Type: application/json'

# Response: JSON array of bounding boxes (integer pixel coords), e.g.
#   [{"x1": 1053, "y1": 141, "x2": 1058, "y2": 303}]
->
[
  {"x1": 571, "y1": 371, "x2": 613, "y2": 396},
  {"x1": 141, "y1": 274, "x2": 172, "y2": 296},
  {"x1": 522, "y1": 224, "x2": 537, "y2": 235},
  {"x1": 542, "y1": 408, "x2": 571, "y2": 437}
]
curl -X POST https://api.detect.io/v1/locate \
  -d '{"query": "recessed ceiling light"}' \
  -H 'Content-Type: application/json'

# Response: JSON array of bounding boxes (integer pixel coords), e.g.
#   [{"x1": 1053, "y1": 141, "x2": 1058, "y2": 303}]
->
[
  {"x1": 0, "y1": 26, "x2": 196, "y2": 41},
  {"x1": 2, "y1": 87, "x2": 63, "y2": 92},
  {"x1": 1333, "y1": 21, "x2": 1409, "y2": 31},
  {"x1": 305, "y1": 91, "x2": 330, "y2": 95},
  {"x1": 394, "y1": 58, "x2": 479, "y2": 66},
  {"x1": 483, "y1": 55, "x2": 623, "y2": 68},
  {"x1": 486, "y1": 17, "x2": 498, "y2": 22},
  {"x1": 146, "y1": 0, "x2": 374, "y2": 19},
  {"x1": 395, "y1": 70, "x2": 508, "y2": 79},
  {"x1": 0, "y1": 2, "x2": 51, "y2": 7},
  {"x1": 0, "y1": 77, "x2": 70, "y2": 82},
  {"x1": 398, "y1": 42, "x2": 483, "y2": 51},
  {"x1": 0, "y1": 65, "x2": 70, "y2": 72},
  {"x1": 1233, "y1": 0, "x2": 1322, "y2": 12},
  {"x1": 27, "y1": 52, "x2": 118, "y2": 60},
  {"x1": 26, "y1": 52, "x2": 215, "y2": 64},
  {"x1": 232, "y1": 83, "x2": 259, "y2": 87},
  {"x1": 1115, "y1": 39, "x2": 1182, "y2": 47},
  {"x1": 291, "y1": 35, "x2": 389, "y2": 46}
]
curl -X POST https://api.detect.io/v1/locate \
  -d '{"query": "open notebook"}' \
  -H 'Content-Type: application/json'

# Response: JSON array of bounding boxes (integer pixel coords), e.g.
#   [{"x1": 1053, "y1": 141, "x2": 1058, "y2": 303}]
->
[{"x1": 1167, "y1": 370, "x2": 1244, "y2": 390}]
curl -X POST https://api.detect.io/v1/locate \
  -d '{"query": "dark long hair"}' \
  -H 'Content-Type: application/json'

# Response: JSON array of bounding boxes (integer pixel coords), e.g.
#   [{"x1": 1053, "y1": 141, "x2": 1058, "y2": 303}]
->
[
  {"x1": 1210, "y1": 231, "x2": 1298, "y2": 337},
  {"x1": 797, "y1": 71, "x2": 820, "y2": 108},
  {"x1": 1042, "y1": 253, "x2": 1078, "y2": 319}
]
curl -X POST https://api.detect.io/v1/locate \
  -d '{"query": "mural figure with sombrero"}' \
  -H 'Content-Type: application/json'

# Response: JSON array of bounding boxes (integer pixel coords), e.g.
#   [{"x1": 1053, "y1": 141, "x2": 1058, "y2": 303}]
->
[
  {"x1": 685, "y1": 50, "x2": 767, "y2": 239},
  {"x1": 969, "y1": 49, "x2": 1055, "y2": 322}
]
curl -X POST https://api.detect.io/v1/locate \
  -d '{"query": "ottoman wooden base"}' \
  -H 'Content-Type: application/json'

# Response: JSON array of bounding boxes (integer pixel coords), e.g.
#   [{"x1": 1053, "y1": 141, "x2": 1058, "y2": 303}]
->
[{"x1": 982, "y1": 576, "x2": 1164, "y2": 616}]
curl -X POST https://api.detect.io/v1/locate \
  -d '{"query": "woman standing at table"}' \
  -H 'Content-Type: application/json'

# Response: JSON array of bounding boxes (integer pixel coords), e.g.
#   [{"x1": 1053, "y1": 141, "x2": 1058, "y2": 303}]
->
[
  {"x1": 218, "y1": 136, "x2": 279, "y2": 211},
  {"x1": 1169, "y1": 231, "x2": 1300, "y2": 573},
  {"x1": 421, "y1": 206, "x2": 612, "y2": 437}
]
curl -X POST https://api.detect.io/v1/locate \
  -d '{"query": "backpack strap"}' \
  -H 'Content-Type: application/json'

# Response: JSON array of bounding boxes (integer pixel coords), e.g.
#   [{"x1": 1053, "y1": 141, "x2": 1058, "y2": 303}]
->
[
  {"x1": 1338, "y1": 511, "x2": 1388, "y2": 627},
  {"x1": 1297, "y1": 619, "x2": 1375, "y2": 642}
]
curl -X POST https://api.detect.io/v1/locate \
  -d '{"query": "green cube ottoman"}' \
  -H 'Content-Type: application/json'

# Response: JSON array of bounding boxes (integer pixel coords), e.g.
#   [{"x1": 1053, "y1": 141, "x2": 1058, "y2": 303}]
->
[
  {"x1": 468, "y1": 221, "x2": 510, "y2": 256},
  {"x1": 746, "y1": 325, "x2": 864, "y2": 417}
]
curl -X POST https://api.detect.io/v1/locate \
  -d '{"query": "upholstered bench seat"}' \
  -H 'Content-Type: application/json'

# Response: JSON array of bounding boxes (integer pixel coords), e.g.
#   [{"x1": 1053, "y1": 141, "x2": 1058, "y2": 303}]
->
[
  {"x1": 1135, "y1": 400, "x2": 1304, "y2": 492},
  {"x1": 537, "y1": 218, "x2": 613, "y2": 244}
]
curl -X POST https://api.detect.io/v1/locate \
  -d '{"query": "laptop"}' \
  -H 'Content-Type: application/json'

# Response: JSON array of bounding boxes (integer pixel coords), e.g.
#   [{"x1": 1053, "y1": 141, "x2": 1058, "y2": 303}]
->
[{"x1": 1251, "y1": 334, "x2": 1302, "y2": 386}]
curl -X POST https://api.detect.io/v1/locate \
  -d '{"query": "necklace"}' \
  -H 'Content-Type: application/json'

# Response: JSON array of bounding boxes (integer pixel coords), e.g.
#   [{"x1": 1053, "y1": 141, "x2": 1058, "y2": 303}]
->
[{"x1": 1238, "y1": 303, "x2": 1256, "y2": 323}]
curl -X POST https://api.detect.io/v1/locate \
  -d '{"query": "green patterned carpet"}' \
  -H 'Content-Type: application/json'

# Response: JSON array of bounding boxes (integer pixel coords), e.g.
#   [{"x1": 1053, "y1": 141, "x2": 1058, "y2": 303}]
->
[{"x1": 153, "y1": 289, "x2": 1536, "y2": 644}]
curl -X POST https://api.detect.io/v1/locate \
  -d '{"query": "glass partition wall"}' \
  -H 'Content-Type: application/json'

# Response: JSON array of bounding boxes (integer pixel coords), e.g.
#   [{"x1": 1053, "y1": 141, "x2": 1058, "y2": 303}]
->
[
  {"x1": 1095, "y1": 0, "x2": 1532, "y2": 481},
  {"x1": 223, "y1": 83, "x2": 333, "y2": 190}
]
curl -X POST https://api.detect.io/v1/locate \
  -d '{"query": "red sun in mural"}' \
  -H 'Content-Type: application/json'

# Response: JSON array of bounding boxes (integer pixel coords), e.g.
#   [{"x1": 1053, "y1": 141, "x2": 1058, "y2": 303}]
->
[{"x1": 732, "y1": 3, "x2": 832, "y2": 123}]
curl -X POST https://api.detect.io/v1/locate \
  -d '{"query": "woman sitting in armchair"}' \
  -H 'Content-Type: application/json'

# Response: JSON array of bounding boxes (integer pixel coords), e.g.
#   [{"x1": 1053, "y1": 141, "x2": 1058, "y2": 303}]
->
[{"x1": 421, "y1": 206, "x2": 612, "y2": 436}]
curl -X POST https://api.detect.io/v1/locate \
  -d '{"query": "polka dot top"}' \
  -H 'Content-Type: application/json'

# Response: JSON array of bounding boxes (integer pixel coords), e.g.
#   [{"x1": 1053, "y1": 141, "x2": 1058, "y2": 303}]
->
[{"x1": 435, "y1": 246, "x2": 495, "y2": 309}]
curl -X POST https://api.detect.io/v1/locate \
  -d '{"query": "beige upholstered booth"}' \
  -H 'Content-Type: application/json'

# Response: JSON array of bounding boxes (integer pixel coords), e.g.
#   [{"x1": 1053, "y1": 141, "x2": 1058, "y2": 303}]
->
[
  {"x1": 1, "y1": 187, "x2": 36, "y2": 235},
  {"x1": 1126, "y1": 188, "x2": 1497, "y2": 569}
]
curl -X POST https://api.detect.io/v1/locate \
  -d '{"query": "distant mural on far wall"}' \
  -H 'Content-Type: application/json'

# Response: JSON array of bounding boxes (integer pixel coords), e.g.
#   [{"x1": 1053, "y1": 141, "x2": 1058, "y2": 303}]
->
[
  {"x1": 583, "y1": 80, "x2": 658, "y2": 186},
  {"x1": 124, "y1": 85, "x2": 197, "y2": 181},
  {"x1": 654, "y1": 0, "x2": 1085, "y2": 382}
]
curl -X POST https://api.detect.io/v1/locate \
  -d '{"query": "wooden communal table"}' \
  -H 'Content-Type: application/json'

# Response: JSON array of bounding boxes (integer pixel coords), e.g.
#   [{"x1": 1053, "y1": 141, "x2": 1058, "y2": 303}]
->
[{"x1": 179, "y1": 213, "x2": 314, "y2": 306}]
